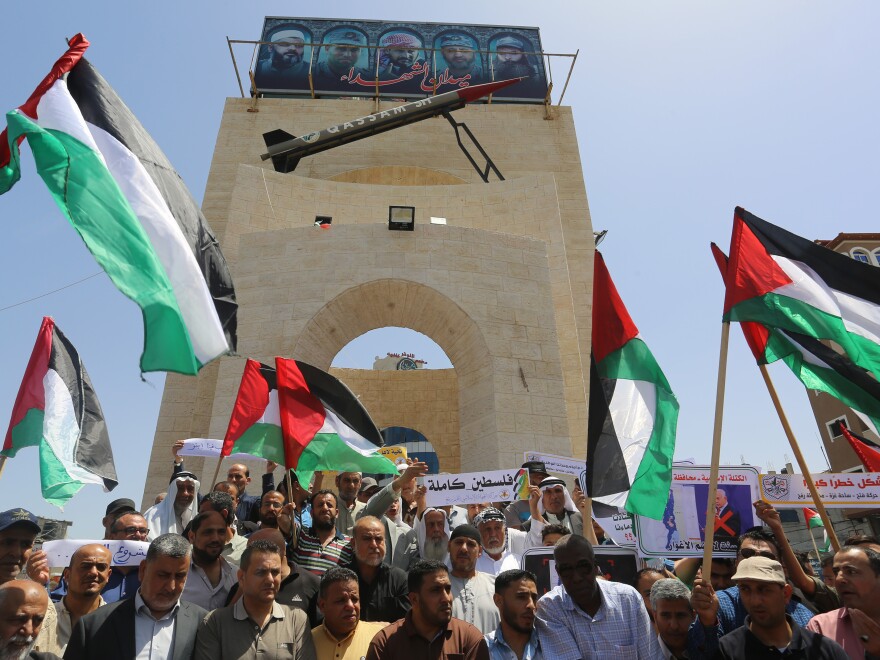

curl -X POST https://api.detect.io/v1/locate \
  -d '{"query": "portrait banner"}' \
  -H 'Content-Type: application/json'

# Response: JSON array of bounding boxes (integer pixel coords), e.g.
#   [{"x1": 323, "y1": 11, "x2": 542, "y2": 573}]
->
[
  {"x1": 760, "y1": 472, "x2": 880, "y2": 508},
  {"x1": 521, "y1": 546, "x2": 641, "y2": 595},
  {"x1": 523, "y1": 451, "x2": 583, "y2": 477},
  {"x1": 632, "y1": 465, "x2": 760, "y2": 557},
  {"x1": 423, "y1": 468, "x2": 529, "y2": 506},
  {"x1": 42, "y1": 539, "x2": 150, "y2": 568}
]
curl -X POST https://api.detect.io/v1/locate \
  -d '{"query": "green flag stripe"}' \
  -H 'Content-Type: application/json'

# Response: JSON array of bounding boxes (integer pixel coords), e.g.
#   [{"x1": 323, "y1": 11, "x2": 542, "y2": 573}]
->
[
  {"x1": 229, "y1": 424, "x2": 285, "y2": 464},
  {"x1": 6, "y1": 110, "x2": 198, "y2": 375},
  {"x1": 293, "y1": 433, "x2": 399, "y2": 488},
  {"x1": 2, "y1": 408, "x2": 44, "y2": 458},
  {"x1": 39, "y1": 440, "x2": 84, "y2": 506}
]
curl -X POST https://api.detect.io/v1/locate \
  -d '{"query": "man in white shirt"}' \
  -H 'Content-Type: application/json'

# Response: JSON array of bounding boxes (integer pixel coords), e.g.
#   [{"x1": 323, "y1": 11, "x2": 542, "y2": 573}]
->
[
  {"x1": 448, "y1": 524, "x2": 499, "y2": 635},
  {"x1": 472, "y1": 507, "x2": 542, "y2": 576}
]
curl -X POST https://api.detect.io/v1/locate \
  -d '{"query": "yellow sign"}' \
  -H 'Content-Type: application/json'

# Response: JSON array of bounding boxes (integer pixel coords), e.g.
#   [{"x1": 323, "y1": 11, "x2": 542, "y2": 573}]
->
[{"x1": 379, "y1": 446, "x2": 408, "y2": 465}]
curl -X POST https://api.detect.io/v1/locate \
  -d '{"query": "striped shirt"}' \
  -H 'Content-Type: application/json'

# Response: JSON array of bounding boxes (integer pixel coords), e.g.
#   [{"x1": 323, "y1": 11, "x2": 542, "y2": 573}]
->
[{"x1": 292, "y1": 528, "x2": 353, "y2": 576}]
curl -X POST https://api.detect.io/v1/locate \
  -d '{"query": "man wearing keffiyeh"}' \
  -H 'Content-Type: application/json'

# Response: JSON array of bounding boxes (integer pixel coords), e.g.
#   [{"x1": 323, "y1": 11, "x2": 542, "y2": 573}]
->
[{"x1": 524, "y1": 477, "x2": 584, "y2": 537}]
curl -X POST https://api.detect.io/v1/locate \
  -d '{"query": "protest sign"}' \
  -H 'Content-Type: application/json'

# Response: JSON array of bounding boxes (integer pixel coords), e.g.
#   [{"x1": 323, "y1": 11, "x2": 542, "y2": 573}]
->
[
  {"x1": 424, "y1": 468, "x2": 528, "y2": 506},
  {"x1": 43, "y1": 539, "x2": 151, "y2": 568},
  {"x1": 633, "y1": 465, "x2": 760, "y2": 557},
  {"x1": 596, "y1": 511, "x2": 636, "y2": 547},
  {"x1": 521, "y1": 546, "x2": 641, "y2": 595},
  {"x1": 379, "y1": 446, "x2": 408, "y2": 466},
  {"x1": 177, "y1": 438, "x2": 262, "y2": 462},
  {"x1": 760, "y1": 472, "x2": 880, "y2": 508},
  {"x1": 523, "y1": 451, "x2": 583, "y2": 477}
]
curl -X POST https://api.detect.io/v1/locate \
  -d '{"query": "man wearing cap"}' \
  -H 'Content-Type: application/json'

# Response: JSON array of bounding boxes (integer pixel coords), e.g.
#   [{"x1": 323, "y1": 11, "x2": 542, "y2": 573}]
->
[
  {"x1": 314, "y1": 29, "x2": 367, "y2": 87},
  {"x1": 491, "y1": 36, "x2": 533, "y2": 79},
  {"x1": 256, "y1": 28, "x2": 309, "y2": 88},
  {"x1": 356, "y1": 478, "x2": 381, "y2": 505},
  {"x1": 437, "y1": 32, "x2": 483, "y2": 83},
  {"x1": 504, "y1": 462, "x2": 549, "y2": 530},
  {"x1": 473, "y1": 505, "x2": 541, "y2": 577},
  {"x1": 101, "y1": 498, "x2": 135, "y2": 537},
  {"x1": 100, "y1": 510, "x2": 149, "y2": 603},
  {"x1": 448, "y1": 524, "x2": 499, "y2": 635},
  {"x1": 716, "y1": 556, "x2": 847, "y2": 659},
  {"x1": 143, "y1": 471, "x2": 200, "y2": 537}
]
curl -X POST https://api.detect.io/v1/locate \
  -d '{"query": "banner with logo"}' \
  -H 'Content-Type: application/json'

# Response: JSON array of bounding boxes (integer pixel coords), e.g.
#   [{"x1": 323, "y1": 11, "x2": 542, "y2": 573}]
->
[
  {"x1": 379, "y1": 445, "x2": 408, "y2": 466},
  {"x1": 632, "y1": 466, "x2": 761, "y2": 557},
  {"x1": 760, "y1": 472, "x2": 880, "y2": 508}
]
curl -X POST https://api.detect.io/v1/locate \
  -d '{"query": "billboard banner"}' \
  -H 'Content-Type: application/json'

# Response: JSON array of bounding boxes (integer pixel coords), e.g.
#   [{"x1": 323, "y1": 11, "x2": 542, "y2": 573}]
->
[
  {"x1": 760, "y1": 472, "x2": 880, "y2": 508},
  {"x1": 255, "y1": 17, "x2": 548, "y2": 102}
]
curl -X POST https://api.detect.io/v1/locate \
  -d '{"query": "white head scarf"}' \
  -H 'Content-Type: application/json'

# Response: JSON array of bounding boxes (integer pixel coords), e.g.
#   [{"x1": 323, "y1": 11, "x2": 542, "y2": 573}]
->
[
  {"x1": 414, "y1": 507, "x2": 451, "y2": 558},
  {"x1": 143, "y1": 472, "x2": 200, "y2": 538},
  {"x1": 538, "y1": 477, "x2": 577, "y2": 517}
]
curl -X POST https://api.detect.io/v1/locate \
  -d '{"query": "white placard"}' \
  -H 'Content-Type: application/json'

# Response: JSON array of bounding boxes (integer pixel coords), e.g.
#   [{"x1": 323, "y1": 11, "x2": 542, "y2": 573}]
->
[
  {"x1": 42, "y1": 540, "x2": 151, "y2": 568},
  {"x1": 177, "y1": 438, "x2": 263, "y2": 462},
  {"x1": 424, "y1": 468, "x2": 528, "y2": 506},
  {"x1": 523, "y1": 451, "x2": 583, "y2": 477},
  {"x1": 760, "y1": 472, "x2": 880, "y2": 508}
]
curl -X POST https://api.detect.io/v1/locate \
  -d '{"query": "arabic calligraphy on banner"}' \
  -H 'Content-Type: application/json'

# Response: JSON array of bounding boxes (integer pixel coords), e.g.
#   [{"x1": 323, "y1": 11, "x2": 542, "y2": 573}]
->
[
  {"x1": 177, "y1": 438, "x2": 263, "y2": 462},
  {"x1": 424, "y1": 468, "x2": 529, "y2": 506},
  {"x1": 42, "y1": 539, "x2": 151, "y2": 568},
  {"x1": 633, "y1": 466, "x2": 760, "y2": 558},
  {"x1": 379, "y1": 446, "x2": 408, "y2": 466},
  {"x1": 760, "y1": 472, "x2": 880, "y2": 507},
  {"x1": 523, "y1": 451, "x2": 583, "y2": 477}
]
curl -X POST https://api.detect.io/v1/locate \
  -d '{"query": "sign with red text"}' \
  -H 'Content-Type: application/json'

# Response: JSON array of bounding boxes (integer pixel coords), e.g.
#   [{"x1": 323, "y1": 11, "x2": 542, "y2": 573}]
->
[{"x1": 760, "y1": 472, "x2": 880, "y2": 508}]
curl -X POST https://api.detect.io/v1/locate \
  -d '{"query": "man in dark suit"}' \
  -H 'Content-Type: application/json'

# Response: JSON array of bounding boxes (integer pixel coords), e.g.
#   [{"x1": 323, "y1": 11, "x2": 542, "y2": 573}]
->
[
  {"x1": 714, "y1": 488, "x2": 742, "y2": 539},
  {"x1": 63, "y1": 534, "x2": 206, "y2": 660}
]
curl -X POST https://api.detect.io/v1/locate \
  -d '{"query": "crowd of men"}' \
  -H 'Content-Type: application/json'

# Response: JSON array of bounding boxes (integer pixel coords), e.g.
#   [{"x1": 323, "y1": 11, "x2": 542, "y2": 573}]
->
[{"x1": 1, "y1": 452, "x2": 878, "y2": 659}]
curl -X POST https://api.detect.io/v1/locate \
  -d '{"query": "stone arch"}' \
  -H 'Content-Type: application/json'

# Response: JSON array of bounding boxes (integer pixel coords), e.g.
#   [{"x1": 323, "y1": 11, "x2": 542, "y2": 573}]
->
[{"x1": 292, "y1": 278, "x2": 493, "y2": 471}]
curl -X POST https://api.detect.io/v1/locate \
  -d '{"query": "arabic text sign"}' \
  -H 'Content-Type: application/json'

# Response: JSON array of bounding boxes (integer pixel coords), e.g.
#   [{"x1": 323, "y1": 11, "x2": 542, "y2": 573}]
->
[
  {"x1": 633, "y1": 466, "x2": 760, "y2": 557},
  {"x1": 760, "y1": 472, "x2": 880, "y2": 508},
  {"x1": 379, "y1": 446, "x2": 408, "y2": 465},
  {"x1": 43, "y1": 540, "x2": 151, "y2": 568},
  {"x1": 523, "y1": 451, "x2": 583, "y2": 477},
  {"x1": 177, "y1": 438, "x2": 262, "y2": 463},
  {"x1": 424, "y1": 468, "x2": 527, "y2": 506}
]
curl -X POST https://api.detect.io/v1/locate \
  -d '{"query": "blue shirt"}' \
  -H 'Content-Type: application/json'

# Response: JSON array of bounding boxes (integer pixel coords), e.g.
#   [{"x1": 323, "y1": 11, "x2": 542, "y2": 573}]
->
[
  {"x1": 535, "y1": 580, "x2": 660, "y2": 660},
  {"x1": 101, "y1": 566, "x2": 141, "y2": 603},
  {"x1": 486, "y1": 624, "x2": 542, "y2": 660}
]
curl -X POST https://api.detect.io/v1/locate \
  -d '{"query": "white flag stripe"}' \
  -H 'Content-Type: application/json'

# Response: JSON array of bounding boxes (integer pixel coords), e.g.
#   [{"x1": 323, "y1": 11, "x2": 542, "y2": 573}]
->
[
  {"x1": 319, "y1": 407, "x2": 380, "y2": 457},
  {"x1": 609, "y1": 378, "x2": 656, "y2": 486},
  {"x1": 32, "y1": 81, "x2": 105, "y2": 165},
  {"x1": 261, "y1": 390, "x2": 281, "y2": 426}
]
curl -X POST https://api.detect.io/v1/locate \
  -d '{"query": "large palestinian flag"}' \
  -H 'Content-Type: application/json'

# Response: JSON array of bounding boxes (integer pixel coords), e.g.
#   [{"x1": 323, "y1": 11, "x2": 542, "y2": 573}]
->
[
  {"x1": 586, "y1": 252, "x2": 679, "y2": 520},
  {"x1": 724, "y1": 208, "x2": 880, "y2": 386},
  {"x1": 3, "y1": 317, "x2": 117, "y2": 506},
  {"x1": 221, "y1": 360, "x2": 285, "y2": 465},
  {"x1": 712, "y1": 243, "x2": 880, "y2": 435},
  {"x1": 275, "y1": 358, "x2": 398, "y2": 485},
  {"x1": 0, "y1": 34, "x2": 236, "y2": 375}
]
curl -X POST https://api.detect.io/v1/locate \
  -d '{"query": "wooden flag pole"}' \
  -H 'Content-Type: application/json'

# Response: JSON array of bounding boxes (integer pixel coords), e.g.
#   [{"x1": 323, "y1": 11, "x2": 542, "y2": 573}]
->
[
  {"x1": 0, "y1": 455, "x2": 7, "y2": 481},
  {"x1": 703, "y1": 321, "x2": 732, "y2": 580},
  {"x1": 209, "y1": 455, "x2": 225, "y2": 491},
  {"x1": 757, "y1": 363, "x2": 840, "y2": 552},
  {"x1": 806, "y1": 522, "x2": 823, "y2": 562}
]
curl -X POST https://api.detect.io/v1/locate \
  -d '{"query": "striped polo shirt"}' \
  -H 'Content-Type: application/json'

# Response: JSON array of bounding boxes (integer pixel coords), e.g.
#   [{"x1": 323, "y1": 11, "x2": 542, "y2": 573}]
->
[{"x1": 292, "y1": 528, "x2": 353, "y2": 576}]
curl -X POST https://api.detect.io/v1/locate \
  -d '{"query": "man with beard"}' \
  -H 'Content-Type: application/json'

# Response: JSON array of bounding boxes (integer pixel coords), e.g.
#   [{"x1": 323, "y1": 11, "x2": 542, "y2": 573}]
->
[
  {"x1": 256, "y1": 29, "x2": 309, "y2": 89},
  {"x1": 257, "y1": 490, "x2": 287, "y2": 531},
  {"x1": 473, "y1": 507, "x2": 541, "y2": 577},
  {"x1": 416, "y1": 507, "x2": 451, "y2": 563},
  {"x1": 143, "y1": 472, "x2": 200, "y2": 537},
  {"x1": 194, "y1": 540, "x2": 315, "y2": 659},
  {"x1": 491, "y1": 37, "x2": 534, "y2": 79},
  {"x1": 342, "y1": 517, "x2": 409, "y2": 623},
  {"x1": 182, "y1": 511, "x2": 237, "y2": 610},
  {"x1": 437, "y1": 32, "x2": 483, "y2": 84},
  {"x1": 377, "y1": 32, "x2": 423, "y2": 93},
  {"x1": 313, "y1": 29, "x2": 367, "y2": 90},
  {"x1": 39, "y1": 545, "x2": 111, "y2": 656},
  {"x1": 64, "y1": 534, "x2": 206, "y2": 660},
  {"x1": 448, "y1": 525, "x2": 499, "y2": 635},
  {"x1": 0, "y1": 580, "x2": 57, "y2": 660},
  {"x1": 199, "y1": 491, "x2": 247, "y2": 565},
  {"x1": 312, "y1": 568, "x2": 387, "y2": 660},
  {"x1": 293, "y1": 490, "x2": 353, "y2": 576},
  {"x1": 526, "y1": 478, "x2": 583, "y2": 536},
  {"x1": 484, "y1": 569, "x2": 541, "y2": 660},
  {"x1": 333, "y1": 472, "x2": 364, "y2": 537},
  {"x1": 536, "y1": 534, "x2": 659, "y2": 658}
]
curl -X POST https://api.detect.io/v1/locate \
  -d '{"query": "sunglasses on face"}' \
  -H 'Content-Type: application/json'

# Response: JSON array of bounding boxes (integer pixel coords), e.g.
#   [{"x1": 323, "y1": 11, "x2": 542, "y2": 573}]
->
[{"x1": 739, "y1": 548, "x2": 777, "y2": 561}]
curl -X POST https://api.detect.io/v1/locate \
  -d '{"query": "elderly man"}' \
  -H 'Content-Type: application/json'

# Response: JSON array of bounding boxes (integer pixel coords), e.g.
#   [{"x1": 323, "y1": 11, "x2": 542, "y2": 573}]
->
[
  {"x1": 182, "y1": 511, "x2": 237, "y2": 611},
  {"x1": 504, "y1": 462, "x2": 549, "y2": 529},
  {"x1": 536, "y1": 534, "x2": 659, "y2": 658},
  {"x1": 526, "y1": 478, "x2": 583, "y2": 536},
  {"x1": 194, "y1": 540, "x2": 315, "y2": 659},
  {"x1": 806, "y1": 545, "x2": 880, "y2": 657},
  {"x1": 714, "y1": 489, "x2": 741, "y2": 539},
  {"x1": 342, "y1": 517, "x2": 409, "y2": 623},
  {"x1": 143, "y1": 471, "x2": 200, "y2": 536},
  {"x1": 474, "y1": 493, "x2": 544, "y2": 576},
  {"x1": 485, "y1": 569, "x2": 541, "y2": 660},
  {"x1": 0, "y1": 579, "x2": 57, "y2": 660},
  {"x1": 312, "y1": 567, "x2": 386, "y2": 660},
  {"x1": 717, "y1": 557, "x2": 847, "y2": 659},
  {"x1": 447, "y1": 525, "x2": 499, "y2": 635},
  {"x1": 39, "y1": 544, "x2": 111, "y2": 656},
  {"x1": 650, "y1": 579, "x2": 693, "y2": 660},
  {"x1": 293, "y1": 490, "x2": 353, "y2": 576},
  {"x1": 415, "y1": 506, "x2": 451, "y2": 564},
  {"x1": 100, "y1": 510, "x2": 148, "y2": 603},
  {"x1": 366, "y1": 560, "x2": 489, "y2": 659},
  {"x1": 64, "y1": 534, "x2": 206, "y2": 660}
]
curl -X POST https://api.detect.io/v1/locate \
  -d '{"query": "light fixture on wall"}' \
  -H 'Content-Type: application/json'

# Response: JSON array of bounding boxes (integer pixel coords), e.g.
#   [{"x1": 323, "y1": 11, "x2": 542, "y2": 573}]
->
[{"x1": 388, "y1": 206, "x2": 415, "y2": 231}]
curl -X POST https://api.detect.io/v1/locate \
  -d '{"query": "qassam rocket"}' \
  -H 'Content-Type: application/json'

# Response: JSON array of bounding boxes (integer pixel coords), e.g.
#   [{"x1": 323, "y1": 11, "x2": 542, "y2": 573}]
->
[{"x1": 260, "y1": 77, "x2": 523, "y2": 173}]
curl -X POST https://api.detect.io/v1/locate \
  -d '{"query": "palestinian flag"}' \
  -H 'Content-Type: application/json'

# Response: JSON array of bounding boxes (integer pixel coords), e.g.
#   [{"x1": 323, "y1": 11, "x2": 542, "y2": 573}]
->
[
  {"x1": 712, "y1": 243, "x2": 880, "y2": 434},
  {"x1": 724, "y1": 208, "x2": 880, "y2": 386},
  {"x1": 586, "y1": 252, "x2": 679, "y2": 520},
  {"x1": 0, "y1": 34, "x2": 236, "y2": 375},
  {"x1": 803, "y1": 507, "x2": 832, "y2": 552},
  {"x1": 3, "y1": 317, "x2": 117, "y2": 506},
  {"x1": 840, "y1": 423, "x2": 880, "y2": 472},
  {"x1": 275, "y1": 358, "x2": 398, "y2": 485},
  {"x1": 221, "y1": 360, "x2": 284, "y2": 465}
]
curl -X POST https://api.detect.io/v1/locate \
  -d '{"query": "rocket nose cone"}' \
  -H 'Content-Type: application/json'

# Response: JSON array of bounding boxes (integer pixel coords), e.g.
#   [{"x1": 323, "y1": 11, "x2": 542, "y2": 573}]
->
[{"x1": 455, "y1": 77, "x2": 524, "y2": 103}]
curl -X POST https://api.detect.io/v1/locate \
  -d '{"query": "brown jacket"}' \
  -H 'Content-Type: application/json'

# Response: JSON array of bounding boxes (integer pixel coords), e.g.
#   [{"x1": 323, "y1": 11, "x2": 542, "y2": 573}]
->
[{"x1": 365, "y1": 612, "x2": 489, "y2": 660}]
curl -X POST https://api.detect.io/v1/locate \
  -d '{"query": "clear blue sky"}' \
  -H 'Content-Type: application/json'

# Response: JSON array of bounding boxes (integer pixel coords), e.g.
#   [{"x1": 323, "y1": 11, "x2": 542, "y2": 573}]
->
[{"x1": 2, "y1": 2, "x2": 878, "y2": 538}]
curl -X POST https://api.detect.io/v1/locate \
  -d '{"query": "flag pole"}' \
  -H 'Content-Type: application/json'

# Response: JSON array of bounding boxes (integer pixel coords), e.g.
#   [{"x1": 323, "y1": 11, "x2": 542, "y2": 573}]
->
[
  {"x1": 806, "y1": 521, "x2": 823, "y2": 562},
  {"x1": 0, "y1": 455, "x2": 7, "y2": 480},
  {"x1": 703, "y1": 321, "x2": 731, "y2": 580},
  {"x1": 757, "y1": 363, "x2": 840, "y2": 552},
  {"x1": 209, "y1": 456, "x2": 225, "y2": 491}
]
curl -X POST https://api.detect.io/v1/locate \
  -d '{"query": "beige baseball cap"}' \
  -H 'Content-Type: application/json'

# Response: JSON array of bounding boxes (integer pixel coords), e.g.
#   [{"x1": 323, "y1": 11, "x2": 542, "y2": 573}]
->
[{"x1": 731, "y1": 556, "x2": 786, "y2": 585}]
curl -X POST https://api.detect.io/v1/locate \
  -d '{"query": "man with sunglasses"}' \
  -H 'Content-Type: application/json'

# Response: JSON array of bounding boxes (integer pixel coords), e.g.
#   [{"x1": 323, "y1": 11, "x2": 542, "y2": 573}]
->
[
  {"x1": 689, "y1": 526, "x2": 815, "y2": 656},
  {"x1": 535, "y1": 534, "x2": 659, "y2": 657}
]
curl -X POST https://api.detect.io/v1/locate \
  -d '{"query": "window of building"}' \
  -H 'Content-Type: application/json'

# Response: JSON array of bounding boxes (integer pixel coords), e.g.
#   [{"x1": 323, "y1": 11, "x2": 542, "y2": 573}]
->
[
  {"x1": 852, "y1": 249, "x2": 871, "y2": 264},
  {"x1": 379, "y1": 426, "x2": 440, "y2": 474},
  {"x1": 826, "y1": 416, "x2": 848, "y2": 441}
]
